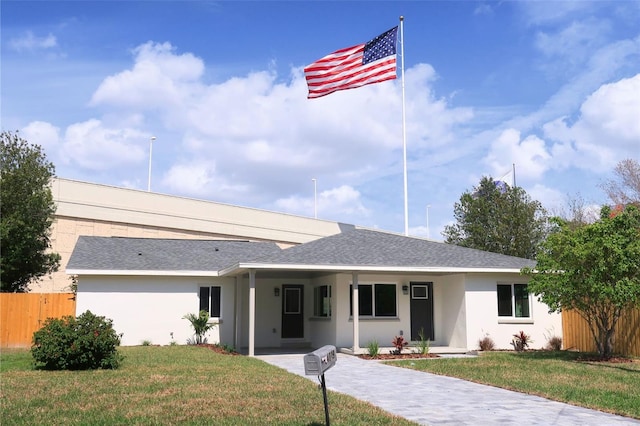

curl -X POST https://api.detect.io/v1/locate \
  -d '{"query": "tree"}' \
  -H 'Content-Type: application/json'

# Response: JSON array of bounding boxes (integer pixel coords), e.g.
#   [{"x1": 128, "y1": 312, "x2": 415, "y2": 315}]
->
[
  {"x1": 601, "y1": 158, "x2": 640, "y2": 208},
  {"x1": 553, "y1": 193, "x2": 599, "y2": 230},
  {"x1": 524, "y1": 206, "x2": 640, "y2": 359},
  {"x1": 442, "y1": 177, "x2": 549, "y2": 259},
  {"x1": 1, "y1": 131, "x2": 60, "y2": 292}
]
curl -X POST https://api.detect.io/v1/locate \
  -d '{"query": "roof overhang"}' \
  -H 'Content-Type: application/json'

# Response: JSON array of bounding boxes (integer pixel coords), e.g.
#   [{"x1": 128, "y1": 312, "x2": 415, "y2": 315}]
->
[
  {"x1": 66, "y1": 269, "x2": 220, "y2": 277},
  {"x1": 218, "y1": 262, "x2": 526, "y2": 276}
]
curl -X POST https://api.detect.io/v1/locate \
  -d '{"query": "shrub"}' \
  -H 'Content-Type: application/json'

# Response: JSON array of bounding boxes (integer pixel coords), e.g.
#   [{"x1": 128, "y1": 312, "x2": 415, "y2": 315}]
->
[
  {"x1": 31, "y1": 310, "x2": 123, "y2": 370},
  {"x1": 391, "y1": 335, "x2": 408, "y2": 355},
  {"x1": 416, "y1": 328, "x2": 430, "y2": 355},
  {"x1": 215, "y1": 343, "x2": 236, "y2": 353},
  {"x1": 367, "y1": 339, "x2": 380, "y2": 357},
  {"x1": 546, "y1": 335, "x2": 563, "y2": 351},
  {"x1": 183, "y1": 310, "x2": 217, "y2": 344},
  {"x1": 478, "y1": 334, "x2": 495, "y2": 351},
  {"x1": 511, "y1": 331, "x2": 532, "y2": 352}
]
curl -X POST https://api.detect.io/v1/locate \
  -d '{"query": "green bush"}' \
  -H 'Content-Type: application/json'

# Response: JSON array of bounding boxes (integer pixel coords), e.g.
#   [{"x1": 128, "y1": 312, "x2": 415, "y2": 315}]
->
[
  {"x1": 31, "y1": 310, "x2": 123, "y2": 370},
  {"x1": 367, "y1": 339, "x2": 380, "y2": 357}
]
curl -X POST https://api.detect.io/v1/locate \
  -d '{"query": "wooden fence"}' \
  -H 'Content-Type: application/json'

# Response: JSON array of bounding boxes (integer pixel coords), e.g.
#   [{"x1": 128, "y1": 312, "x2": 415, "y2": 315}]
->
[
  {"x1": 562, "y1": 308, "x2": 640, "y2": 357},
  {"x1": 0, "y1": 293, "x2": 76, "y2": 348}
]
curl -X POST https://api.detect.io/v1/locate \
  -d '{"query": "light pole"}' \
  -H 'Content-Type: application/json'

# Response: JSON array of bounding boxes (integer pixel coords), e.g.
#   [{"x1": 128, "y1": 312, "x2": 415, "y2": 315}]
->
[
  {"x1": 147, "y1": 136, "x2": 156, "y2": 192},
  {"x1": 312, "y1": 178, "x2": 317, "y2": 219},
  {"x1": 426, "y1": 205, "x2": 431, "y2": 239}
]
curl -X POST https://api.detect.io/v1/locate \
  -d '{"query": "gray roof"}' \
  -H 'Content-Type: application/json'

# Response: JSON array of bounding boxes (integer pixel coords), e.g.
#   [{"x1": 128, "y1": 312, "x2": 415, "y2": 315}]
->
[
  {"x1": 67, "y1": 236, "x2": 282, "y2": 272},
  {"x1": 67, "y1": 229, "x2": 536, "y2": 275},
  {"x1": 249, "y1": 228, "x2": 536, "y2": 270}
]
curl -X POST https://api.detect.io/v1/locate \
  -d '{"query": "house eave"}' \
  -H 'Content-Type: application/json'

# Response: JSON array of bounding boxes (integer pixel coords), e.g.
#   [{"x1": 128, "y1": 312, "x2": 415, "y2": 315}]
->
[
  {"x1": 66, "y1": 269, "x2": 220, "y2": 277},
  {"x1": 219, "y1": 263, "x2": 527, "y2": 276}
]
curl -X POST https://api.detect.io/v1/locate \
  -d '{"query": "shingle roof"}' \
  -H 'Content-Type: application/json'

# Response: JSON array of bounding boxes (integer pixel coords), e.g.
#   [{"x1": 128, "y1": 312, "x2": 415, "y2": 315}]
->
[
  {"x1": 250, "y1": 228, "x2": 536, "y2": 270},
  {"x1": 67, "y1": 236, "x2": 282, "y2": 272},
  {"x1": 67, "y1": 229, "x2": 536, "y2": 275}
]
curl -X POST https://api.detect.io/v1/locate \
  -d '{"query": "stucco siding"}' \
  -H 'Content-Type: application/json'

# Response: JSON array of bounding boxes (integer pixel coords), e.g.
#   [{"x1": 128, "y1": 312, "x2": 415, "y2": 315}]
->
[
  {"x1": 435, "y1": 275, "x2": 467, "y2": 348},
  {"x1": 76, "y1": 276, "x2": 236, "y2": 346},
  {"x1": 463, "y1": 273, "x2": 562, "y2": 350}
]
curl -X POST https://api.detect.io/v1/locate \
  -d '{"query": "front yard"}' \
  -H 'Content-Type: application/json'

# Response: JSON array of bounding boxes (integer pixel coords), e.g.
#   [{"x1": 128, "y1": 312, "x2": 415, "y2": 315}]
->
[
  {"x1": 389, "y1": 350, "x2": 640, "y2": 420},
  {"x1": 1, "y1": 345, "x2": 415, "y2": 425}
]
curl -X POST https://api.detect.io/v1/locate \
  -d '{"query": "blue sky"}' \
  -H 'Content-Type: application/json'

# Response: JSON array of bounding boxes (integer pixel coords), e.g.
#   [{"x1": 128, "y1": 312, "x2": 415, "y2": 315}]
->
[{"x1": 3, "y1": 1, "x2": 639, "y2": 239}]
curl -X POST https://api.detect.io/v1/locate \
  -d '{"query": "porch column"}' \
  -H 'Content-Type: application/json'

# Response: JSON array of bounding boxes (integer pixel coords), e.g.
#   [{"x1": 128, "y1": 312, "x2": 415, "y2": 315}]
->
[
  {"x1": 249, "y1": 269, "x2": 256, "y2": 357},
  {"x1": 233, "y1": 276, "x2": 241, "y2": 351},
  {"x1": 352, "y1": 272, "x2": 359, "y2": 352}
]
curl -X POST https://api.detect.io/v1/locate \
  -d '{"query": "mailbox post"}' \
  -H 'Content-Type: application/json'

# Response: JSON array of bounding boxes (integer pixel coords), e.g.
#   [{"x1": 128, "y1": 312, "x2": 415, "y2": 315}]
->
[{"x1": 303, "y1": 345, "x2": 337, "y2": 426}]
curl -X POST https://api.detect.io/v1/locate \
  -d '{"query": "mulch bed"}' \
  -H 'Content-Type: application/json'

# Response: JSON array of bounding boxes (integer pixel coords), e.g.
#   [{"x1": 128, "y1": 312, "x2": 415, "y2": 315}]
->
[
  {"x1": 198, "y1": 344, "x2": 242, "y2": 355},
  {"x1": 576, "y1": 356, "x2": 634, "y2": 364},
  {"x1": 358, "y1": 352, "x2": 440, "y2": 360}
]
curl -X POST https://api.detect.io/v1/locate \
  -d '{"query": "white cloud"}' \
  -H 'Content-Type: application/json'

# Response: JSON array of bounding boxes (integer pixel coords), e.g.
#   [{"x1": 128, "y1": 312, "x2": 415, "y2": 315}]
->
[
  {"x1": 9, "y1": 31, "x2": 57, "y2": 52},
  {"x1": 21, "y1": 121, "x2": 61, "y2": 152},
  {"x1": 535, "y1": 19, "x2": 610, "y2": 73},
  {"x1": 21, "y1": 119, "x2": 148, "y2": 174},
  {"x1": 81, "y1": 41, "x2": 471, "y2": 206},
  {"x1": 520, "y1": 1, "x2": 597, "y2": 26},
  {"x1": 275, "y1": 185, "x2": 370, "y2": 220},
  {"x1": 61, "y1": 120, "x2": 148, "y2": 170},
  {"x1": 484, "y1": 128, "x2": 551, "y2": 181},
  {"x1": 473, "y1": 3, "x2": 494, "y2": 16},
  {"x1": 526, "y1": 184, "x2": 565, "y2": 213},
  {"x1": 544, "y1": 73, "x2": 640, "y2": 171},
  {"x1": 90, "y1": 42, "x2": 204, "y2": 109},
  {"x1": 161, "y1": 162, "x2": 249, "y2": 199}
]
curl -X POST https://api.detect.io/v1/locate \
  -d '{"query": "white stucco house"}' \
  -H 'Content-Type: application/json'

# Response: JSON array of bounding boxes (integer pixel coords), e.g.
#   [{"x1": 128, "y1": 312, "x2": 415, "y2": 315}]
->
[{"x1": 68, "y1": 227, "x2": 561, "y2": 356}]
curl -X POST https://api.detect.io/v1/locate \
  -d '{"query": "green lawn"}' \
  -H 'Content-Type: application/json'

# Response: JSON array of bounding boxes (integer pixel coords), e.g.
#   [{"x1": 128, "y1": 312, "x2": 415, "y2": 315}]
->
[
  {"x1": 1, "y1": 346, "x2": 416, "y2": 425},
  {"x1": 388, "y1": 350, "x2": 640, "y2": 419}
]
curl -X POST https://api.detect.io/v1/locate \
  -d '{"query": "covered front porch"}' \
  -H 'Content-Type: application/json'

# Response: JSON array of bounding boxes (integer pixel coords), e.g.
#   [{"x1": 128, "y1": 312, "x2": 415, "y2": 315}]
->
[{"x1": 230, "y1": 268, "x2": 469, "y2": 357}]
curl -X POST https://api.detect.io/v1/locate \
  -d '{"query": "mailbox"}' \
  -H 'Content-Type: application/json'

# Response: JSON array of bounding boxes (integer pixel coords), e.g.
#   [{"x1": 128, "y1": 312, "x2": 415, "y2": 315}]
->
[{"x1": 303, "y1": 345, "x2": 337, "y2": 376}]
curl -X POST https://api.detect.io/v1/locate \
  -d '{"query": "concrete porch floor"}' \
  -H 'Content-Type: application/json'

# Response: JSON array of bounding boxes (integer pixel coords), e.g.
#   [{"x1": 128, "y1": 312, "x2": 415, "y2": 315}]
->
[
  {"x1": 245, "y1": 345, "x2": 472, "y2": 356},
  {"x1": 341, "y1": 346, "x2": 472, "y2": 355}
]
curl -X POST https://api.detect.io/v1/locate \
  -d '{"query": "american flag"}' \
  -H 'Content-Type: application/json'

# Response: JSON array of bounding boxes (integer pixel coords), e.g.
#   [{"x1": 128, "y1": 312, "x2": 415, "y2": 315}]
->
[{"x1": 304, "y1": 27, "x2": 398, "y2": 99}]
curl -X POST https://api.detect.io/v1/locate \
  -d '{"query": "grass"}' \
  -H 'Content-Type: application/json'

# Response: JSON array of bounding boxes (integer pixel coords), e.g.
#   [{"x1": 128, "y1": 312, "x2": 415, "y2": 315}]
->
[
  {"x1": 0, "y1": 346, "x2": 416, "y2": 425},
  {"x1": 388, "y1": 350, "x2": 640, "y2": 419}
]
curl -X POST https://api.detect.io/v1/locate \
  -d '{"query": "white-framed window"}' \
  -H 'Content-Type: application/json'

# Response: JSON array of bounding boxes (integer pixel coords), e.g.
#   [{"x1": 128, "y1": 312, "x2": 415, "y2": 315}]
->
[
  {"x1": 497, "y1": 283, "x2": 530, "y2": 318},
  {"x1": 350, "y1": 284, "x2": 397, "y2": 317},
  {"x1": 412, "y1": 285, "x2": 429, "y2": 299},
  {"x1": 313, "y1": 285, "x2": 331, "y2": 317},
  {"x1": 199, "y1": 286, "x2": 221, "y2": 318}
]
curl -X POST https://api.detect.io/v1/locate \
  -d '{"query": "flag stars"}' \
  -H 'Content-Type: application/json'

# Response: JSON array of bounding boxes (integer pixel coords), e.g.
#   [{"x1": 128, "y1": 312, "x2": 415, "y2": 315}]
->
[{"x1": 363, "y1": 27, "x2": 397, "y2": 65}]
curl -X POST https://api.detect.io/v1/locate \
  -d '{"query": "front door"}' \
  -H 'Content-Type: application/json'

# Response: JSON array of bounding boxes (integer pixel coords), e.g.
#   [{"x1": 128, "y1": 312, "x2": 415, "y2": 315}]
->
[
  {"x1": 410, "y1": 282, "x2": 434, "y2": 341},
  {"x1": 281, "y1": 285, "x2": 304, "y2": 339}
]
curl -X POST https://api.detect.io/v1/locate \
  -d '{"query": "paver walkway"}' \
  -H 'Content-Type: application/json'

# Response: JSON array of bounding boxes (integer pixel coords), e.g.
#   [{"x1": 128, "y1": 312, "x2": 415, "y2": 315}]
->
[{"x1": 257, "y1": 353, "x2": 640, "y2": 425}]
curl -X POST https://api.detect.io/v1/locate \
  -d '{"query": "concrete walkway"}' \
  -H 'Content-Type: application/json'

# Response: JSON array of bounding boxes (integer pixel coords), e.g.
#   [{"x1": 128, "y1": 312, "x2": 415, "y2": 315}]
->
[{"x1": 257, "y1": 353, "x2": 640, "y2": 426}]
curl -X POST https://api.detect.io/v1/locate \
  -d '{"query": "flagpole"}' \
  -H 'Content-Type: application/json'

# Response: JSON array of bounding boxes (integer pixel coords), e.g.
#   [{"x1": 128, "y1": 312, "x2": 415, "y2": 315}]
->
[
  {"x1": 400, "y1": 16, "x2": 408, "y2": 236},
  {"x1": 512, "y1": 163, "x2": 516, "y2": 187}
]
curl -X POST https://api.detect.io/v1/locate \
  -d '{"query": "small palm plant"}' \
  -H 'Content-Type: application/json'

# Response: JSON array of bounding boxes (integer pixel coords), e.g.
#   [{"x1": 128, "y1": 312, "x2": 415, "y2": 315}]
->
[{"x1": 183, "y1": 310, "x2": 217, "y2": 345}]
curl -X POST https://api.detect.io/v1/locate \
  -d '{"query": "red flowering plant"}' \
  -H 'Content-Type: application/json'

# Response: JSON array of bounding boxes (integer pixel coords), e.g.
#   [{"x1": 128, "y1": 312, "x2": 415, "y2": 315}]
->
[{"x1": 391, "y1": 335, "x2": 408, "y2": 355}]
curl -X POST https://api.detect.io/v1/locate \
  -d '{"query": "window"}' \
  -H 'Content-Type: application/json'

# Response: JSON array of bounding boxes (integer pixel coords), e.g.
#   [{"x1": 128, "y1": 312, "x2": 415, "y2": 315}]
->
[
  {"x1": 350, "y1": 284, "x2": 397, "y2": 317},
  {"x1": 313, "y1": 285, "x2": 331, "y2": 317},
  {"x1": 497, "y1": 284, "x2": 530, "y2": 318},
  {"x1": 199, "y1": 286, "x2": 221, "y2": 318}
]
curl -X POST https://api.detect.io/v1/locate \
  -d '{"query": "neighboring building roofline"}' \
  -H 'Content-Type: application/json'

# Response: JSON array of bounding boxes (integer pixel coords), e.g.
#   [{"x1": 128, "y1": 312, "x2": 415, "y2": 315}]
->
[{"x1": 51, "y1": 177, "x2": 347, "y2": 245}]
